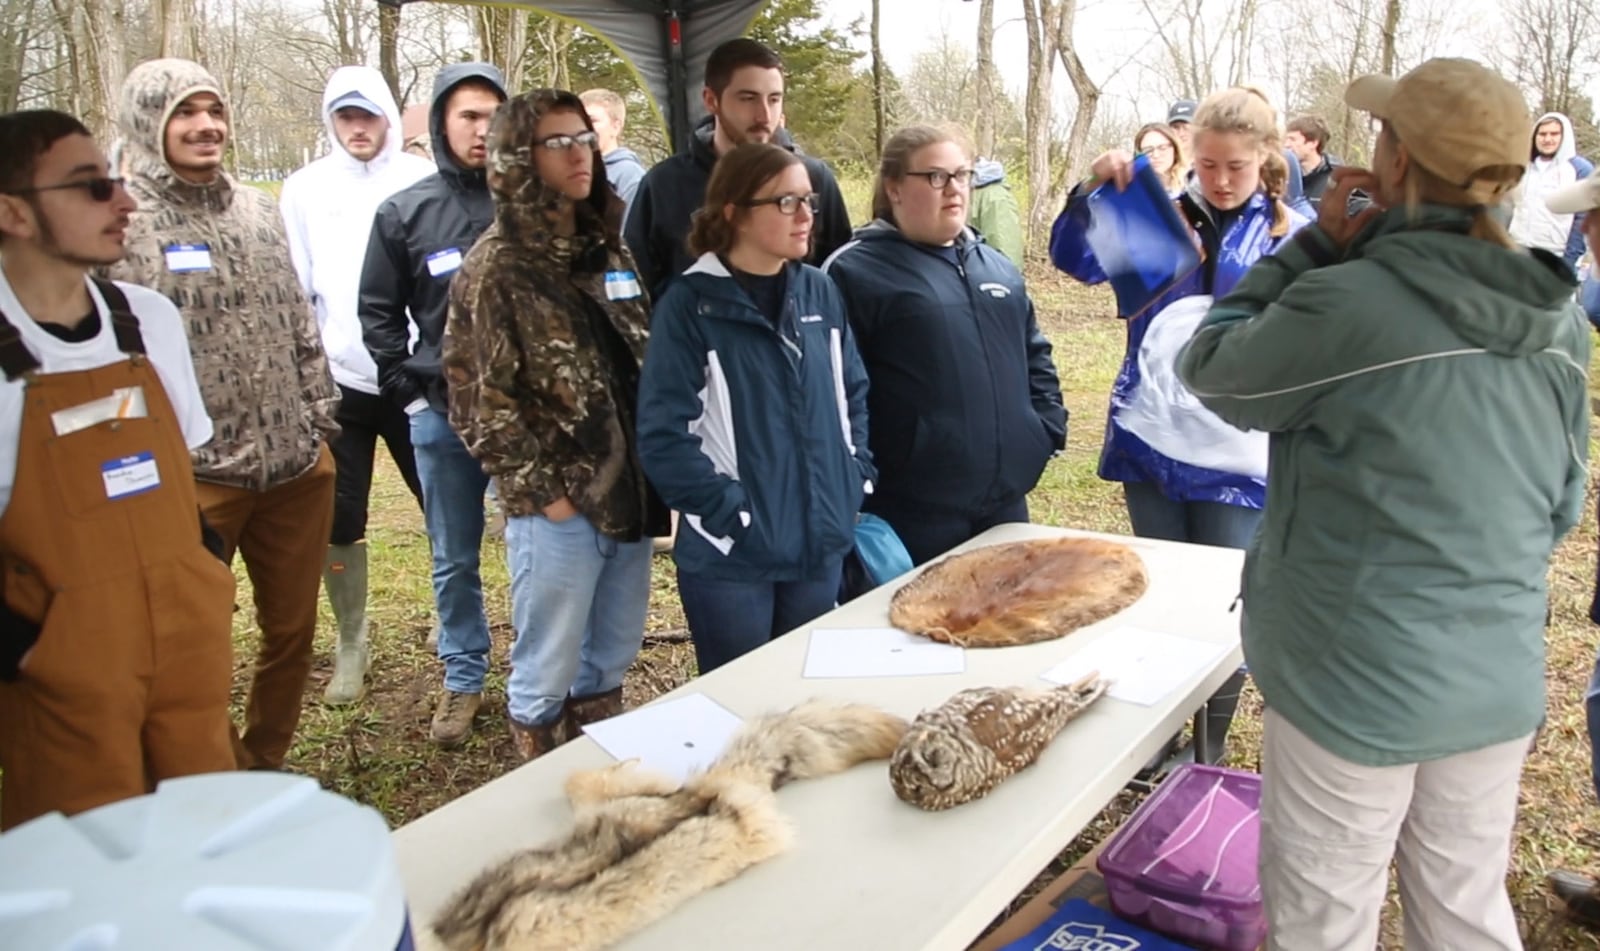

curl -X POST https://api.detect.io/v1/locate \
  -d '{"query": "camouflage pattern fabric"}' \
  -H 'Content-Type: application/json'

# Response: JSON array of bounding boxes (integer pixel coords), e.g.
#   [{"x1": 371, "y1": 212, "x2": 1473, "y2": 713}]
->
[
  {"x1": 443, "y1": 89, "x2": 661, "y2": 542},
  {"x1": 103, "y1": 58, "x2": 339, "y2": 491}
]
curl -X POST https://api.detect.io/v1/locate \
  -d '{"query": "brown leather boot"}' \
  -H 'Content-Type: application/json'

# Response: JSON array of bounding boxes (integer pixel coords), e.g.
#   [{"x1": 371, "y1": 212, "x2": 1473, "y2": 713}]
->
[
  {"x1": 509, "y1": 711, "x2": 570, "y2": 762},
  {"x1": 565, "y1": 686, "x2": 625, "y2": 735}
]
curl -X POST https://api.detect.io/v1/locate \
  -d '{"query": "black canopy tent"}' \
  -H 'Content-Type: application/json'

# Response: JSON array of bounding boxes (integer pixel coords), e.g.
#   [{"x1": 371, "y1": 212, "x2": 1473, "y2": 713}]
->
[{"x1": 376, "y1": 0, "x2": 771, "y2": 153}]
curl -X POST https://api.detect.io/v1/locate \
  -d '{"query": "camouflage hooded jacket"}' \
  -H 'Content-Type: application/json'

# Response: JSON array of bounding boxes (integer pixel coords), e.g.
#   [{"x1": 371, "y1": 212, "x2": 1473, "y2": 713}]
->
[
  {"x1": 443, "y1": 89, "x2": 664, "y2": 541},
  {"x1": 104, "y1": 58, "x2": 339, "y2": 491}
]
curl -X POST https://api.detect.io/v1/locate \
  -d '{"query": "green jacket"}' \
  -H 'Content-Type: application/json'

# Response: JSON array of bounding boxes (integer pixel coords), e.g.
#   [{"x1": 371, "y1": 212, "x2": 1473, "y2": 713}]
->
[
  {"x1": 1179, "y1": 206, "x2": 1590, "y2": 766},
  {"x1": 969, "y1": 163, "x2": 1024, "y2": 266}
]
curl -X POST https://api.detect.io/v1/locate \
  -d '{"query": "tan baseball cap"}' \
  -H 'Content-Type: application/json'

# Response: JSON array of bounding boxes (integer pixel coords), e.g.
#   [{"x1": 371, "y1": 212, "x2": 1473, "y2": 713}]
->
[
  {"x1": 1547, "y1": 176, "x2": 1600, "y2": 214},
  {"x1": 1345, "y1": 58, "x2": 1530, "y2": 203}
]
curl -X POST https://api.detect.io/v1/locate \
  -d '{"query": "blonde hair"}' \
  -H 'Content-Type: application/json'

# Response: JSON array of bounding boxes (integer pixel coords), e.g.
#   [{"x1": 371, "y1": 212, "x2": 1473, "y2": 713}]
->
[
  {"x1": 871, "y1": 124, "x2": 974, "y2": 225},
  {"x1": 1382, "y1": 125, "x2": 1516, "y2": 250},
  {"x1": 578, "y1": 88, "x2": 626, "y2": 126},
  {"x1": 1193, "y1": 87, "x2": 1292, "y2": 237}
]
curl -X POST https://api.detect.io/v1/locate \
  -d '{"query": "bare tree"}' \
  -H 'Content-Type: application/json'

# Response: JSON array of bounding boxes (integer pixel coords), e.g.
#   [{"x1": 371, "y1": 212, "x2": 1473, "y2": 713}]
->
[
  {"x1": 154, "y1": 0, "x2": 194, "y2": 59},
  {"x1": 322, "y1": 0, "x2": 368, "y2": 66},
  {"x1": 871, "y1": 0, "x2": 885, "y2": 156},
  {"x1": 1021, "y1": 0, "x2": 1106, "y2": 242},
  {"x1": 1497, "y1": 0, "x2": 1600, "y2": 116},
  {"x1": 973, "y1": 0, "x2": 997, "y2": 156},
  {"x1": 378, "y1": 1, "x2": 400, "y2": 105},
  {"x1": 474, "y1": 6, "x2": 528, "y2": 91},
  {"x1": 1378, "y1": 0, "x2": 1402, "y2": 75}
]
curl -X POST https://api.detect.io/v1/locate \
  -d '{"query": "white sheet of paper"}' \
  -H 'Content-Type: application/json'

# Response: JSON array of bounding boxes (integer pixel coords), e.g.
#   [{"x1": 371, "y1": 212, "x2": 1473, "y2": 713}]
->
[
  {"x1": 581, "y1": 692, "x2": 744, "y2": 782},
  {"x1": 1040, "y1": 628, "x2": 1230, "y2": 706},
  {"x1": 802, "y1": 627, "x2": 965, "y2": 679}
]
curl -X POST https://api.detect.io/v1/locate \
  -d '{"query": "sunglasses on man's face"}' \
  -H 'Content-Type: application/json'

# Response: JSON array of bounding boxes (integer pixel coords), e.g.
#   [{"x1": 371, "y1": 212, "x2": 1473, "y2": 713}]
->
[{"x1": 4, "y1": 177, "x2": 124, "y2": 202}]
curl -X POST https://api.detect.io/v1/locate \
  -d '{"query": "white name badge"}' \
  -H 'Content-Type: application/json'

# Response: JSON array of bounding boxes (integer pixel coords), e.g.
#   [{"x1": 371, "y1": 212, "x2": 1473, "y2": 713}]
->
[
  {"x1": 426, "y1": 248, "x2": 463, "y2": 277},
  {"x1": 605, "y1": 270, "x2": 642, "y2": 301},
  {"x1": 101, "y1": 452, "x2": 161, "y2": 500},
  {"x1": 164, "y1": 243, "x2": 212, "y2": 273}
]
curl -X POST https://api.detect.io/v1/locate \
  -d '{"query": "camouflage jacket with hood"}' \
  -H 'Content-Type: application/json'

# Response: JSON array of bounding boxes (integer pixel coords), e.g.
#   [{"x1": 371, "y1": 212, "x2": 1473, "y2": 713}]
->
[
  {"x1": 104, "y1": 58, "x2": 339, "y2": 490},
  {"x1": 443, "y1": 90, "x2": 666, "y2": 542}
]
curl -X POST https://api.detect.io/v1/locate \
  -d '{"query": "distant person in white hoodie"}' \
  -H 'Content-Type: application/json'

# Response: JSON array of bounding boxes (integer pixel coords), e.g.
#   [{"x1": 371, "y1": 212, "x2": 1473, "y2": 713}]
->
[
  {"x1": 280, "y1": 66, "x2": 433, "y2": 704},
  {"x1": 1510, "y1": 111, "x2": 1595, "y2": 265}
]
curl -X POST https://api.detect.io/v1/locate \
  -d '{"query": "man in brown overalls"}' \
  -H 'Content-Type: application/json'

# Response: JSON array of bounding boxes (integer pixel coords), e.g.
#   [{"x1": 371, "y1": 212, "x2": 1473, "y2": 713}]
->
[{"x1": 0, "y1": 109, "x2": 236, "y2": 829}]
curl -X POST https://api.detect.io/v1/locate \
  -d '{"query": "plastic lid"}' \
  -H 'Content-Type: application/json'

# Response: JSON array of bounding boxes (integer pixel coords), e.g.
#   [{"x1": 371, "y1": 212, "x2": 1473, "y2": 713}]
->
[
  {"x1": 0, "y1": 772, "x2": 410, "y2": 949},
  {"x1": 1097, "y1": 763, "x2": 1263, "y2": 907}
]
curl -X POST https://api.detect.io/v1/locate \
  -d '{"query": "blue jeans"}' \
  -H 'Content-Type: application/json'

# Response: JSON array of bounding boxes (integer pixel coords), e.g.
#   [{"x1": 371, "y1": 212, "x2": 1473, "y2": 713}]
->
[
  {"x1": 1122, "y1": 481, "x2": 1262, "y2": 550},
  {"x1": 410, "y1": 408, "x2": 491, "y2": 694},
  {"x1": 1587, "y1": 651, "x2": 1600, "y2": 803},
  {"x1": 504, "y1": 513, "x2": 652, "y2": 726},
  {"x1": 677, "y1": 564, "x2": 841, "y2": 674}
]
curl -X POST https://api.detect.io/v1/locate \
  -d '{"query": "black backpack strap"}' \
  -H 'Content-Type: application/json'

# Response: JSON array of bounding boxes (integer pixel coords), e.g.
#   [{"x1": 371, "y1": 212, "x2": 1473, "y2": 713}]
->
[
  {"x1": 0, "y1": 307, "x2": 39, "y2": 382},
  {"x1": 91, "y1": 278, "x2": 146, "y2": 356}
]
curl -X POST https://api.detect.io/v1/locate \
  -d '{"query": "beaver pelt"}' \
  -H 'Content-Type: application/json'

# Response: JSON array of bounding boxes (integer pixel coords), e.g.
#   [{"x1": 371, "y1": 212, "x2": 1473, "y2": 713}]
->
[{"x1": 888, "y1": 538, "x2": 1148, "y2": 647}]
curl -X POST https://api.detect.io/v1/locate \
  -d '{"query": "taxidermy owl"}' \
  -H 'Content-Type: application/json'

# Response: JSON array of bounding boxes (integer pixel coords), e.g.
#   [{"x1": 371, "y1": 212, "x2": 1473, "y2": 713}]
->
[
  {"x1": 889, "y1": 538, "x2": 1147, "y2": 647},
  {"x1": 889, "y1": 675, "x2": 1109, "y2": 811}
]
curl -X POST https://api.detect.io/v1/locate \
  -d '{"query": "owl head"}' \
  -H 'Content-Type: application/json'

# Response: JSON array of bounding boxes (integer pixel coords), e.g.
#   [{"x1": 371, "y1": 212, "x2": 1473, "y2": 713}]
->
[{"x1": 889, "y1": 724, "x2": 969, "y2": 809}]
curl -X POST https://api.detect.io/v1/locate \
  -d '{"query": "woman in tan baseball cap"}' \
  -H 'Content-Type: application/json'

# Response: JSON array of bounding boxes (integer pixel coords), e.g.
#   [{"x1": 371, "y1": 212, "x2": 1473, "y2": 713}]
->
[{"x1": 1179, "y1": 57, "x2": 1591, "y2": 949}]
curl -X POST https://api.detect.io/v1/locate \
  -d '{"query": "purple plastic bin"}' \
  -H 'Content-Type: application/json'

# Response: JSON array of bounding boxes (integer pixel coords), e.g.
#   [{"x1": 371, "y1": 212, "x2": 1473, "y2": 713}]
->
[{"x1": 1096, "y1": 764, "x2": 1266, "y2": 951}]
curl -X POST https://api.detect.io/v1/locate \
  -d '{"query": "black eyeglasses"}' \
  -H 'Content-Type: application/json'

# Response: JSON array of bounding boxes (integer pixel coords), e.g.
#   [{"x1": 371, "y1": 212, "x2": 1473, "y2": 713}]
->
[
  {"x1": 905, "y1": 168, "x2": 974, "y2": 189},
  {"x1": 535, "y1": 131, "x2": 600, "y2": 152},
  {"x1": 741, "y1": 192, "x2": 819, "y2": 215},
  {"x1": 4, "y1": 177, "x2": 124, "y2": 202}
]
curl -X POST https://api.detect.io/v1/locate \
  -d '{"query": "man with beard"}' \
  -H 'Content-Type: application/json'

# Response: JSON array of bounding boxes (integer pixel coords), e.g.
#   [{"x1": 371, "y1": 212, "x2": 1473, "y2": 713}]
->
[
  {"x1": 281, "y1": 66, "x2": 433, "y2": 706},
  {"x1": 0, "y1": 109, "x2": 234, "y2": 828},
  {"x1": 105, "y1": 58, "x2": 341, "y2": 774},
  {"x1": 624, "y1": 38, "x2": 852, "y2": 298},
  {"x1": 1510, "y1": 111, "x2": 1595, "y2": 264}
]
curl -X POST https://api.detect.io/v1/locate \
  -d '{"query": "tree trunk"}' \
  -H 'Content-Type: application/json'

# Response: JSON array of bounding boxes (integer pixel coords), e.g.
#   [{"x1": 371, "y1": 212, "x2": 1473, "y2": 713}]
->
[
  {"x1": 155, "y1": 0, "x2": 192, "y2": 58},
  {"x1": 378, "y1": 1, "x2": 401, "y2": 106},
  {"x1": 871, "y1": 0, "x2": 885, "y2": 156},
  {"x1": 974, "y1": 0, "x2": 997, "y2": 156},
  {"x1": 475, "y1": 7, "x2": 528, "y2": 90},
  {"x1": 1379, "y1": 0, "x2": 1402, "y2": 75},
  {"x1": 71, "y1": 0, "x2": 125, "y2": 140},
  {"x1": 1020, "y1": 0, "x2": 1054, "y2": 241},
  {"x1": 1050, "y1": 0, "x2": 1099, "y2": 217}
]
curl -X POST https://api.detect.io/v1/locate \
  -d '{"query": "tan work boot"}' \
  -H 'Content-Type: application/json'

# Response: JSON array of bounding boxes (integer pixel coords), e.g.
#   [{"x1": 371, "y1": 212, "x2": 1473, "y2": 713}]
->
[
  {"x1": 564, "y1": 686, "x2": 625, "y2": 735},
  {"x1": 322, "y1": 543, "x2": 371, "y2": 705},
  {"x1": 509, "y1": 711, "x2": 570, "y2": 762},
  {"x1": 430, "y1": 690, "x2": 482, "y2": 748}
]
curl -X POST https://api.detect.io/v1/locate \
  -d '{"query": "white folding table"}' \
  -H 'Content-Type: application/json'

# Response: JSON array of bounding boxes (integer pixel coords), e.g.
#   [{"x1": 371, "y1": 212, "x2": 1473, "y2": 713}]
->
[{"x1": 393, "y1": 522, "x2": 1245, "y2": 950}]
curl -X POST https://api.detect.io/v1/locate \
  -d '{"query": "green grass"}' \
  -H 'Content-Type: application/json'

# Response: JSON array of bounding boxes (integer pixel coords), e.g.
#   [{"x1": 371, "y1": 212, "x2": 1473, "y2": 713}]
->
[{"x1": 219, "y1": 265, "x2": 1600, "y2": 948}]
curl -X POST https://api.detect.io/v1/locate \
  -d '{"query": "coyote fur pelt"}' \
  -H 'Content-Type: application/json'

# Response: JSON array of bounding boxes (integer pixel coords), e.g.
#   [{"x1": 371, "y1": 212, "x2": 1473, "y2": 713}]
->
[
  {"x1": 889, "y1": 538, "x2": 1148, "y2": 647},
  {"x1": 430, "y1": 700, "x2": 909, "y2": 951}
]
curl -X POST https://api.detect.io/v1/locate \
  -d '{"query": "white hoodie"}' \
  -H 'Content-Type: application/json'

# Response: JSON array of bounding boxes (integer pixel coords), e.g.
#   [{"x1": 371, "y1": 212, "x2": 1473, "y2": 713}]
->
[
  {"x1": 1510, "y1": 111, "x2": 1580, "y2": 254},
  {"x1": 280, "y1": 66, "x2": 433, "y2": 394}
]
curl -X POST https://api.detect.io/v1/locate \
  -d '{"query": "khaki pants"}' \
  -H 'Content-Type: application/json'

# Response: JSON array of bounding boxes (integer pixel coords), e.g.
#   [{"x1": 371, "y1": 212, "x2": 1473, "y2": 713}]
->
[
  {"x1": 197, "y1": 446, "x2": 335, "y2": 770},
  {"x1": 1260, "y1": 707, "x2": 1529, "y2": 950}
]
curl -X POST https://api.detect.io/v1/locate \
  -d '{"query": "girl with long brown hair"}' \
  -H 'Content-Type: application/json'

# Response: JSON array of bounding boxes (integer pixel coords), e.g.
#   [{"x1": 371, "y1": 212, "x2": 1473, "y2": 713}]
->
[{"x1": 636, "y1": 143, "x2": 873, "y2": 673}]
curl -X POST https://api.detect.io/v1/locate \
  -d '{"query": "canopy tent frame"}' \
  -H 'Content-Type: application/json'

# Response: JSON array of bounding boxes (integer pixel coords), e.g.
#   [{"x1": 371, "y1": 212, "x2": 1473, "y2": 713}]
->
[{"x1": 375, "y1": 0, "x2": 770, "y2": 153}]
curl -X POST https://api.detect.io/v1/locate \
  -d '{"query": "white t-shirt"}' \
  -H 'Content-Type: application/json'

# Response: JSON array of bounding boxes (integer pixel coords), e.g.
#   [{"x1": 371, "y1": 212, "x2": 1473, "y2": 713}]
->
[{"x1": 0, "y1": 272, "x2": 213, "y2": 517}]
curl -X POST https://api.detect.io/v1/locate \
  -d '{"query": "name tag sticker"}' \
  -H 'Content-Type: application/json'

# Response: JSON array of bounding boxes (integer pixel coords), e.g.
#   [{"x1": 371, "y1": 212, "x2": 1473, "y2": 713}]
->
[
  {"x1": 164, "y1": 243, "x2": 212, "y2": 273},
  {"x1": 101, "y1": 452, "x2": 161, "y2": 500},
  {"x1": 426, "y1": 248, "x2": 463, "y2": 277},
  {"x1": 605, "y1": 270, "x2": 642, "y2": 301}
]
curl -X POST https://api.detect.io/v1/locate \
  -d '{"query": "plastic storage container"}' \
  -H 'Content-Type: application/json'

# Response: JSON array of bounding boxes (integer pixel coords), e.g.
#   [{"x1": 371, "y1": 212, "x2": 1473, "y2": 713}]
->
[
  {"x1": 1096, "y1": 763, "x2": 1265, "y2": 951},
  {"x1": 0, "y1": 771, "x2": 413, "y2": 950}
]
